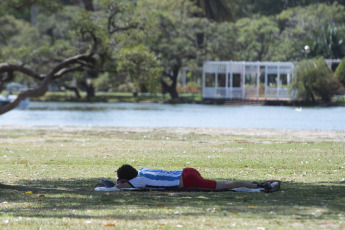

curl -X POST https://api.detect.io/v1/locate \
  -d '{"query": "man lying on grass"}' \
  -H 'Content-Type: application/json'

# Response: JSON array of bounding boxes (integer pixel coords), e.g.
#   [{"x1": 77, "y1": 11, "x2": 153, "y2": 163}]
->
[{"x1": 114, "y1": 164, "x2": 280, "y2": 192}]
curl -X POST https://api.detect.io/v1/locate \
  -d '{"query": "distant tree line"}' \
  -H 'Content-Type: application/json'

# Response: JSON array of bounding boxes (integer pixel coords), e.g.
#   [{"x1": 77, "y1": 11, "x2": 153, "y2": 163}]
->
[{"x1": 1, "y1": 0, "x2": 345, "y2": 114}]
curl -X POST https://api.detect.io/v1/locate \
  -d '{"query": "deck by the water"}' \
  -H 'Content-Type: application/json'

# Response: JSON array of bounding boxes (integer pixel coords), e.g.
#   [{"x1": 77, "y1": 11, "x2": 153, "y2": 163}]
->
[
  {"x1": 202, "y1": 98, "x2": 339, "y2": 106},
  {"x1": 202, "y1": 98, "x2": 290, "y2": 105},
  {"x1": 202, "y1": 98, "x2": 328, "y2": 106}
]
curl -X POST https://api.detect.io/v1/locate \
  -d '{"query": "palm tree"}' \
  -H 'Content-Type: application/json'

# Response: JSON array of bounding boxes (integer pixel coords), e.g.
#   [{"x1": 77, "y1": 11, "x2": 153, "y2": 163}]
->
[{"x1": 311, "y1": 25, "x2": 345, "y2": 59}]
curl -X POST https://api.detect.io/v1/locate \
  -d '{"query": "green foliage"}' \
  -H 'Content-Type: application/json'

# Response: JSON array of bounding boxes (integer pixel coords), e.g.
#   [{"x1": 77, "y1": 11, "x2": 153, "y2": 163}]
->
[
  {"x1": 0, "y1": 15, "x2": 43, "y2": 62},
  {"x1": 238, "y1": 0, "x2": 345, "y2": 18},
  {"x1": 308, "y1": 25, "x2": 345, "y2": 59},
  {"x1": 0, "y1": 6, "x2": 80, "y2": 69},
  {"x1": 277, "y1": 2, "x2": 345, "y2": 30},
  {"x1": 236, "y1": 15, "x2": 279, "y2": 61},
  {"x1": 0, "y1": 0, "x2": 62, "y2": 22},
  {"x1": 0, "y1": 0, "x2": 141, "y2": 97},
  {"x1": 140, "y1": 0, "x2": 215, "y2": 97},
  {"x1": 276, "y1": 3, "x2": 345, "y2": 60},
  {"x1": 95, "y1": 72, "x2": 120, "y2": 92},
  {"x1": 293, "y1": 57, "x2": 342, "y2": 102},
  {"x1": 2, "y1": 0, "x2": 345, "y2": 102},
  {"x1": 0, "y1": 14, "x2": 49, "y2": 87},
  {"x1": 335, "y1": 58, "x2": 345, "y2": 87},
  {"x1": 116, "y1": 45, "x2": 162, "y2": 93},
  {"x1": 209, "y1": 22, "x2": 237, "y2": 60}
]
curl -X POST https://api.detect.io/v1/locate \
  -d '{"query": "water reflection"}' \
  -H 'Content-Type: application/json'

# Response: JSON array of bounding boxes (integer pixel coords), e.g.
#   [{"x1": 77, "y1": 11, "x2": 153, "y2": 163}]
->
[{"x1": 1, "y1": 102, "x2": 345, "y2": 130}]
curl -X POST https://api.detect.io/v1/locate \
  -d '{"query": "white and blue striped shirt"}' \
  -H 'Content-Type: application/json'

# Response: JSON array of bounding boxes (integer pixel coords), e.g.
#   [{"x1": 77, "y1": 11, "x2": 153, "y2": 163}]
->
[{"x1": 128, "y1": 168, "x2": 182, "y2": 188}]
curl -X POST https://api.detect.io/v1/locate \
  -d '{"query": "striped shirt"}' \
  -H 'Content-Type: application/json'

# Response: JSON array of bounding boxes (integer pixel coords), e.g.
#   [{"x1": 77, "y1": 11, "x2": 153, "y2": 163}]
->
[{"x1": 128, "y1": 168, "x2": 182, "y2": 188}]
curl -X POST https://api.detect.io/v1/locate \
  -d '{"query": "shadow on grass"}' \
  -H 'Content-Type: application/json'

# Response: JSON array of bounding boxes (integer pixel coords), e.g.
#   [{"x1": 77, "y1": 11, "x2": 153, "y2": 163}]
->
[{"x1": 1, "y1": 178, "x2": 344, "y2": 220}]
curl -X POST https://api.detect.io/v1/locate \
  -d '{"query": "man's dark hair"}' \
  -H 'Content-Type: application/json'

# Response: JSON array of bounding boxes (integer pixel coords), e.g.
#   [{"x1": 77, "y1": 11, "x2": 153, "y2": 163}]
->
[{"x1": 117, "y1": 164, "x2": 138, "y2": 180}]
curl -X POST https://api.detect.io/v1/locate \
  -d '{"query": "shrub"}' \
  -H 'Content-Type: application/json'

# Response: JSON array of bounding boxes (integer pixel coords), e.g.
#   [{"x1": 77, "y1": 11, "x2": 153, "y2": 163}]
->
[
  {"x1": 292, "y1": 57, "x2": 342, "y2": 102},
  {"x1": 335, "y1": 57, "x2": 345, "y2": 87}
]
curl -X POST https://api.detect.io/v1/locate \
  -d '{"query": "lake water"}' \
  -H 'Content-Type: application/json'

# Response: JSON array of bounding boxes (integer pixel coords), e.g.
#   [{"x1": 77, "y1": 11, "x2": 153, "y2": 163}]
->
[{"x1": 0, "y1": 101, "x2": 345, "y2": 130}]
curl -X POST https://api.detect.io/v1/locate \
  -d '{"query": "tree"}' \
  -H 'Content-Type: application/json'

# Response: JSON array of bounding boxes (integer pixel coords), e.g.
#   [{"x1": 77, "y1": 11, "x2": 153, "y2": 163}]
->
[
  {"x1": 0, "y1": 14, "x2": 52, "y2": 90},
  {"x1": 308, "y1": 25, "x2": 345, "y2": 59},
  {"x1": 237, "y1": 0, "x2": 345, "y2": 18},
  {"x1": 235, "y1": 15, "x2": 279, "y2": 61},
  {"x1": 191, "y1": 0, "x2": 238, "y2": 49},
  {"x1": 292, "y1": 57, "x2": 342, "y2": 102},
  {"x1": 275, "y1": 2, "x2": 345, "y2": 61},
  {"x1": 208, "y1": 22, "x2": 238, "y2": 61},
  {"x1": 0, "y1": 0, "x2": 141, "y2": 114},
  {"x1": 116, "y1": 45, "x2": 162, "y2": 94},
  {"x1": 142, "y1": 1, "x2": 212, "y2": 99},
  {"x1": 0, "y1": 6, "x2": 102, "y2": 101}
]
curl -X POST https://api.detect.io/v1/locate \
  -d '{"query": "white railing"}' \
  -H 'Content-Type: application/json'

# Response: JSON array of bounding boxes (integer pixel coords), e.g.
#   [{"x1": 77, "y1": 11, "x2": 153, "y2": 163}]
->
[
  {"x1": 245, "y1": 88, "x2": 259, "y2": 98},
  {"x1": 204, "y1": 87, "x2": 290, "y2": 99},
  {"x1": 265, "y1": 88, "x2": 290, "y2": 99},
  {"x1": 231, "y1": 88, "x2": 244, "y2": 98},
  {"x1": 204, "y1": 87, "x2": 243, "y2": 99}
]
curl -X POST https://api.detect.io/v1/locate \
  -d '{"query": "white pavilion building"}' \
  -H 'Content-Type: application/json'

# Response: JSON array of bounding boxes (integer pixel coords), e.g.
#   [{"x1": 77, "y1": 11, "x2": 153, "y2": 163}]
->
[
  {"x1": 201, "y1": 59, "x2": 341, "y2": 101},
  {"x1": 202, "y1": 61, "x2": 295, "y2": 100}
]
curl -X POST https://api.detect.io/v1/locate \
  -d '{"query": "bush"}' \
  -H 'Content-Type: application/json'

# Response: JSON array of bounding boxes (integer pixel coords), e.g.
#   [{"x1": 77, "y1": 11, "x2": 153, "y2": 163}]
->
[
  {"x1": 95, "y1": 72, "x2": 118, "y2": 92},
  {"x1": 335, "y1": 57, "x2": 345, "y2": 87},
  {"x1": 293, "y1": 57, "x2": 342, "y2": 102}
]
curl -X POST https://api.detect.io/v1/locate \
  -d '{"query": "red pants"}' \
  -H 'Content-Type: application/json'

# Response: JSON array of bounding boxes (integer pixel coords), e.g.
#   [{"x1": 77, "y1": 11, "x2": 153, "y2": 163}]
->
[{"x1": 182, "y1": 168, "x2": 216, "y2": 189}]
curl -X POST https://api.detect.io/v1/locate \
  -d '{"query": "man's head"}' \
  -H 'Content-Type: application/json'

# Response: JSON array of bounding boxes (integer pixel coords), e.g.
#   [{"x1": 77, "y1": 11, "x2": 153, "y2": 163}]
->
[{"x1": 116, "y1": 164, "x2": 138, "y2": 180}]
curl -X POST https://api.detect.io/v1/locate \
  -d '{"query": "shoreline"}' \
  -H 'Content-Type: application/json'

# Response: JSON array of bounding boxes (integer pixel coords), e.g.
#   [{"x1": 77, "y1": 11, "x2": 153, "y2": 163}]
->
[
  {"x1": 28, "y1": 91, "x2": 345, "y2": 107},
  {"x1": 31, "y1": 98, "x2": 345, "y2": 107}
]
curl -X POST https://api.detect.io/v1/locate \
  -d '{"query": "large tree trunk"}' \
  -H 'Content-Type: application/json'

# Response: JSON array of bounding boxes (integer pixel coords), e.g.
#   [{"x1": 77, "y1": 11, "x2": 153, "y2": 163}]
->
[
  {"x1": 162, "y1": 80, "x2": 179, "y2": 99},
  {"x1": 78, "y1": 80, "x2": 95, "y2": 100},
  {"x1": 162, "y1": 67, "x2": 180, "y2": 100},
  {"x1": 165, "y1": 66, "x2": 181, "y2": 100},
  {"x1": 63, "y1": 85, "x2": 81, "y2": 98},
  {"x1": 78, "y1": 71, "x2": 96, "y2": 100},
  {"x1": 86, "y1": 84, "x2": 95, "y2": 99}
]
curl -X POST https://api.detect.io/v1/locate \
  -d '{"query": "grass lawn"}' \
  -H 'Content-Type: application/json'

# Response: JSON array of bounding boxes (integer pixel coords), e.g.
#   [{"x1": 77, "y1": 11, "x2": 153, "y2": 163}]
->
[{"x1": 0, "y1": 126, "x2": 344, "y2": 229}]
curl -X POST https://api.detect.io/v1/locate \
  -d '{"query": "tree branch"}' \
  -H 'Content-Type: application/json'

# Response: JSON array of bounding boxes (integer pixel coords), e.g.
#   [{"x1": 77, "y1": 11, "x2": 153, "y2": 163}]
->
[
  {"x1": 0, "y1": 53, "x2": 95, "y2": 115},
  {"x1": 0, "y1": 63, "x2": 44, "y2": 80},
  {"x1": 53, "y1": 66, "x2": 85, "y2": 79},
  {"x1": 107, "y1": 4, "x2": 140, "y2": 35}
]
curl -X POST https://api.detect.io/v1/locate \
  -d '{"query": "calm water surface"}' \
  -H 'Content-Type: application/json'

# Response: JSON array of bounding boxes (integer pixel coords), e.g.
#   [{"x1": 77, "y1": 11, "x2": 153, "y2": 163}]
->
[{"x1": 0, "y1": 102, "x2": 344, "y2": 130}]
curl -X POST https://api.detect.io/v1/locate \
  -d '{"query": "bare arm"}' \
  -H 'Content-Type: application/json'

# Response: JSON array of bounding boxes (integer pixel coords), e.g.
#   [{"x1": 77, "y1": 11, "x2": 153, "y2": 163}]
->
[
  {"x1": 216, "y1": 181, "x2": 258, "y2": 190},
  {"x1": 115, "y1": 181, "x2": 133, "y2": 189}
]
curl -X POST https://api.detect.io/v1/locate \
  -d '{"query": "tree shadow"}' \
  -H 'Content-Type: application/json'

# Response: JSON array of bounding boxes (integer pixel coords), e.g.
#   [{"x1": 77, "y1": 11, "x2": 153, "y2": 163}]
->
[{"x1": 1, "y1": 178, "x2": 344, "y2": 221}]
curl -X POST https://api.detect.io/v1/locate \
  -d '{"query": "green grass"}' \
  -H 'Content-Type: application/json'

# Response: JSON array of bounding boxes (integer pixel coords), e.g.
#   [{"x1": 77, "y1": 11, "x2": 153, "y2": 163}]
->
[{"x1": 1, "y1": 127, "x2": 344, "y2": 229}]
